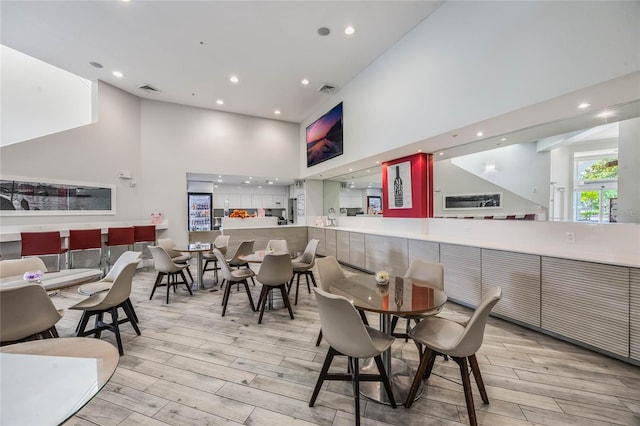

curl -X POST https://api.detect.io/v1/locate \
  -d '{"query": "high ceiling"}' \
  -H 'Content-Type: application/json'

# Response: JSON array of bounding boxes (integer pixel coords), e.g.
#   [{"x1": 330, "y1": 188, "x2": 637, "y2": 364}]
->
[{"x1": 0, "y1": 1, "x2": 442, "y2": 124}]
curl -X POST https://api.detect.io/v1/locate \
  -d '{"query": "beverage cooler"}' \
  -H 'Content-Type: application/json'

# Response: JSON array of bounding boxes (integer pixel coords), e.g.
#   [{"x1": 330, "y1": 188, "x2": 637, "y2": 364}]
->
[{"x1": 188, "y1": 192, "x2": 212, "y2": 231}]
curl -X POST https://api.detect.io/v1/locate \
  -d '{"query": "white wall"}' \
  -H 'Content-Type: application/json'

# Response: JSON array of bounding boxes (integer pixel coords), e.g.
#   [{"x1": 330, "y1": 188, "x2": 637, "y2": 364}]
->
[
  {"x1": 300, "y1": 1, "x2": 639, "y2": 177},
  {"x1": 0, "y1": 82, "x2": 142, "y2": 225},
  {"x1": 618, "y1": 117, "x2": 640, "y2": 223},
  {"x1": 138, "y1": 100, "x2": 299, "y2": 243},
  {"x1": 1, "y1": 45, "x2": 95, "y2": 146},
  {"x1": 0, "y1": 82, "x2": 300, "y2": 246}
]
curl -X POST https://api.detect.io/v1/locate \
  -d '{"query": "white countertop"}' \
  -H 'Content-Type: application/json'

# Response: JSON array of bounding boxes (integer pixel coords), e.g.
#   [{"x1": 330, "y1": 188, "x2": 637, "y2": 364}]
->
[{"x1": 309, "y1": 224, "x2": 640, "y2": 268}]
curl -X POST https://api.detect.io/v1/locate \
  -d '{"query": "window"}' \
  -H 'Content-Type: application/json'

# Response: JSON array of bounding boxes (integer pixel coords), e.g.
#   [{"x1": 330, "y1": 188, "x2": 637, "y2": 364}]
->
[{"x1": 574, "y1": 155, "x2": 618, "y2": 222}]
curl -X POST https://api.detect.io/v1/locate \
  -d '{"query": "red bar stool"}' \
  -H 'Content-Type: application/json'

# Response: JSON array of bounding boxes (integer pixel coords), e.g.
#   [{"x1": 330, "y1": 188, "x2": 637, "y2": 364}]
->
[
  {"x1": 105, "y1": 227, "x2": 134, "y2": 272},
  {"x1": 133, "y1": 225, "x2": 156, "y2": 250},
  {"x1": 68, "y1": 229, "x2": 103, "y2": 269},
  {"x1": 20, "y1": 231, "x2": 67, "y2": 271}
]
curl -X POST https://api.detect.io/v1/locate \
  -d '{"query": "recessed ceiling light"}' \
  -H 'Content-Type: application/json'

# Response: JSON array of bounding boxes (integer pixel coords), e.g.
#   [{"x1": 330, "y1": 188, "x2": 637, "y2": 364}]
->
[
  {"x1": 345, "y1": 26, "x2": 355, "y2": 35},
  {"x1": 217, "y1": 179, "x2": 222, "y2": 182},
  {"x1": 578, "y1": 102, "x2": 591, "y2": 109},
  {"x1": 274, "y1": 110, "x2": 281, "y2": 115},
  {"x1": 317, "y1": 27, "x2": 330, "y2": 36},
  {"x1": 112, "y1": 71, "x2": 124, "y2": 78},
  {"x1": 216, "y1": 99, "x2": 224, "y2": 105},
  {"x1": 243, "y1": 181, "x2": 250, "y2": 184},
  {"x1": 268, "y1": 181, "x2": 273, "y2": 185},
  {"x1": 417, "y1": 149, "x2": 422, "y2": 153},
  {"x1": 301, "y1": 79, "x2": 310, "y2": 85},
  {"x1": 349, "y1": 168, "x2": 353, "y2": 172},
  {"x1": 367, "y1": 170, "x2": 370, "y2": 173},
  {"x1": 258, "y1": 186, "x2": 262, "y2": 189},
  {"x1": 375, "y1": 161, "x2": 380, "y2": 164},
  {"x1": 597, "y1": 110, "x2": 613, "y2": 118},
  {"x1": 89, "y1": 61, "x2": 103, "y2": 68},
  {"x1": 249, "y1": 176, "x2": 253, "y2": 179},
  {"x1": 476, "y1": 131, "x2": 484, "y2": 137},
  {"x1": 229, "y1": 75, "x2": 239, "y2": 84},
  {"x1": 500, "y1": 137, "x2": 507, "y2": 141},
  {"x1": 439, "y1": 152, "x2": 444, "y2": 156}
]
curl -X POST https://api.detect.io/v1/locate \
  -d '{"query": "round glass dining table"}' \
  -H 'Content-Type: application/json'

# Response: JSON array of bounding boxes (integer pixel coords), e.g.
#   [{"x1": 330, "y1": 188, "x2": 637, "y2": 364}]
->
[{"x1": 329, "y1": 274, "x2": 447, "y2": 404}]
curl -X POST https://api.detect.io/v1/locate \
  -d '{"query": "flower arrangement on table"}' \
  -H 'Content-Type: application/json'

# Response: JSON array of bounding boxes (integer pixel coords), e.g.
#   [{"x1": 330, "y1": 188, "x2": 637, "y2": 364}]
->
[
  {"x1": 23, "y1": 270, "x2": 44, "y2": 283},
  {"x1": 375, "y1": 270, "x2": 389, "y2": 286}
]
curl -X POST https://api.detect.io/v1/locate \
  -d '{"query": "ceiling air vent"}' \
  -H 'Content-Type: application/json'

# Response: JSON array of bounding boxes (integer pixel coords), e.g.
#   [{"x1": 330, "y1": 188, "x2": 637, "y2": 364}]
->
[
  {"x1": 137, "y1": 84, "x2": 158, "y2": 92},
  {"x1": 317, "y1": 83, "x2": 337, "y2": 94}
]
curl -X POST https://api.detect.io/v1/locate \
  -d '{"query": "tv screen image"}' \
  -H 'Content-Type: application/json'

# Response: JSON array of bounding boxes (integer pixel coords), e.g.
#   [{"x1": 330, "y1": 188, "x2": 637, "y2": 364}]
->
[{"x1": 306, "y1": 102, "x2": 343, "y2": 167}]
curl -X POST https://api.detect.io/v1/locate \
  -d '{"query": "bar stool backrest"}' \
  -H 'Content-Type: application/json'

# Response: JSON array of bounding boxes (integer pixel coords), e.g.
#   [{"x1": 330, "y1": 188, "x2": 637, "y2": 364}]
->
[
  {"x1": 69, "y1": 229, "x2": 102, "y2": 251},
  {"x1": 106, "y1": 227, "x2": 135, "y2": 247},
  {"x1": 20, "y1": 231, "x2": 64, "y2": 257},
  {"x1": 133, "y1": 225, "x2": 156, "y2": 244}
]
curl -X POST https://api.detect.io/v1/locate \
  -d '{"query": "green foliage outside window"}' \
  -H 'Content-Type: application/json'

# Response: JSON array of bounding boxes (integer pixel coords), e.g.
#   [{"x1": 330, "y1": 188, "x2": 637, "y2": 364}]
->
[{"x1": 578, "y1": 159, "x2": 618, "y2": 220}]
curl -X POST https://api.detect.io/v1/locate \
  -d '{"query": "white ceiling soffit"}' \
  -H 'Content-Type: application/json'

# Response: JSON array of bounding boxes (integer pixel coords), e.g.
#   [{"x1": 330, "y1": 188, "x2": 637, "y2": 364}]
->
[{"x1": 0, "y1": 1, "x2": 442, "y2": 124}]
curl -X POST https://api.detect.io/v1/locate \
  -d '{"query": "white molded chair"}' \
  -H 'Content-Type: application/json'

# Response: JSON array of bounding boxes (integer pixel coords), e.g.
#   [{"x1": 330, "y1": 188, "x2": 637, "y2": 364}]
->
[
  {"x1": 289, "y1": 239, "x2": 319, "y2": 305},
  {"x1": 0, "y1": 257, "x2": 48, "y2": 279},
  {"x1": 0, "y1": 284, "x2": 64, "y2": 345},
  {"x1": 148, "y1": 245, "x2": 193, "y2": 304},
  {"x1": 309, "y1": 288, "x2": 396, "y2": 425},
  {"x1": 202, "y1": 235, "x2": 230, "y2": 283},
  {"x1": 256, "y1": 252, "x2": 293, "y2": 324},
  {"x1": 213, "y1": 248, "x2": 256, "y2": 316},
  {"x1": 266, "y1": 239, "x2": 288, "y2": 253},
  {"x1": 404, "y1": 286, "x2": 503, "y2": 426},
  {"x1": 314, "y1": 256, "x2": 368, "y2": 346},
  {"x1": 392, "y1": 259, "x2": 444, "y2": 342},
  {"x1": 70, "y1": 262, "x2": 142, "y2": 356},
  {"x1": 157, "y1": 238, "x2": 194, "y2": 283}
]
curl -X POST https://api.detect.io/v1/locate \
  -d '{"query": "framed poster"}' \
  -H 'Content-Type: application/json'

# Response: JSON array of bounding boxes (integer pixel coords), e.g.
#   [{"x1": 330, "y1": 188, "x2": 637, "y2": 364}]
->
[
  {"x1": 381, "y1": 153, "x2": 433, "y2": 218},
  {"x1": 0, "y1": 175, "x2": 115, "y2": 216},
  {"x1": 386, "y1": 160, "x2": 412, "y2": 209},
  {"x1": 443, "y1": 193, "x2": 502, "y2": 210}
]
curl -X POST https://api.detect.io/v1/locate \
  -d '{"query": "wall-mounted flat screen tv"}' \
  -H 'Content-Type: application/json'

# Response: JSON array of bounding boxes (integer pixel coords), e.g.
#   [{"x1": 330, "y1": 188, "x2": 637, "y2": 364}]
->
[{"x1": 306, "y1": 102, "x2": 343, "y2": 167}]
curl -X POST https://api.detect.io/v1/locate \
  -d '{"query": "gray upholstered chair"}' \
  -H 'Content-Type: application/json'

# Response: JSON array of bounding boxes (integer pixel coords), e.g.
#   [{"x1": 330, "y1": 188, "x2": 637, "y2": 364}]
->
[
  {"x1": 157, "y1": 238, "x2": 194, "y2": 283},
  {"x1": 202, "y1": 235, "x2": 230, "y2": 283},
  {"x1": 255, "y1": 252, "x2": 293, "y2": 324},
  {"x1": 309, "y1": 288, "x2": 396, "y2": 425},
  {"x1": 148, "y1": 245, "x2": 193, "y2": 304},
  {"x1": 404, "y1": 286, "x2": 502, "y2": 426},
  {"x1": 213, "y1": 249, "x2": 255, "y2": 316},
  {"x1": 391, "y1": 259, "x2": 445, "y2": 343},
  {"x1": 0, "y1": 257, "x2": 48, "y2": 279},
  {"x1": 70, "y1": 262, "x2": 142, "y2": 356},
  {"x1": 0, "y1": 284, "x2": 64, "y2": 345},
  {"x1": 288, "y1": 238, "x2": 319, "y2": 305}
]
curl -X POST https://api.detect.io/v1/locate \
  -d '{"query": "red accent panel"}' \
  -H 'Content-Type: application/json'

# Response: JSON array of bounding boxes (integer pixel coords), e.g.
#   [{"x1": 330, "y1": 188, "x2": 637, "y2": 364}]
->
[
  {"x1": 134, "y1": 225, "x2": 156, "y2": 243},
  {"x1": 382, "y1": 153, "x2": 433, "y2": 218},
  {"x1": 106, "y1": 227, "x2": 135, "y2": 247}
]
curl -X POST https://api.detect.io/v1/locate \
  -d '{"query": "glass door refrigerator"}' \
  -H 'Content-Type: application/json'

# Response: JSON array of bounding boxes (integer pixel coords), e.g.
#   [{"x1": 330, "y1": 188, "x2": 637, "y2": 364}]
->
[{"x1": 188, "y1": 192, "x2": 212, "y2": 231}]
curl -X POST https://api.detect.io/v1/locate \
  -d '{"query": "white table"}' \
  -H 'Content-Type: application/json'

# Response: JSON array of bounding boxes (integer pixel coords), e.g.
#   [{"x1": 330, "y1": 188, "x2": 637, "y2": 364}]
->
[
  {"x1": 176, "y1": 243, "x2": 211, "y2": 290},
  {"x1": 0, "y1": 268, "x2": 103, "y2": 291},
  {"x1": 0, "y1": 337, "x2": 119, "y2": 425}
]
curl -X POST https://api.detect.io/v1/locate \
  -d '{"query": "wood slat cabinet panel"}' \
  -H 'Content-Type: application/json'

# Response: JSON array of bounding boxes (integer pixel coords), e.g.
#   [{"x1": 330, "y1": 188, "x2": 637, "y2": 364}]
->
[
  {"x1": 308, "y1": 228, "x2": 325, "y2": 256},
  {"x1": 324, "y1": 229, "x2": 337, "y2": 258},
  {"x1": 349, "y1": 232, "x2": 366, "y2": 269},
  {"x1": 365, "y1": 234, "x2": 408, "y2": 278},
  {"x1": 336, "y1": 231, "x2": 350, "y2": 264},
  {"x1": 631, "y1": 268, "x2": 640, "y2": 361},
  {"x1": 482, "y1": 249, "x2": 541, "y2": 327},
  {"x1": 541, "y1": 257, "x2": 629, "y2": 357},
  {"x1": 440, "y1": 244, "x2": 481, "y2": 306},
  {"x1": 408, "y1": 239, "x2": 439, "y2": 264}
]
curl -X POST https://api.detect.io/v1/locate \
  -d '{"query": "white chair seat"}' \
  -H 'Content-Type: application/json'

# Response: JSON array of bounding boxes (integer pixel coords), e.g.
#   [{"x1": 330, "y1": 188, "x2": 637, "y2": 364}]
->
[
  {"x1": 409, "y1": 317, "x2": 466, "y2": 355},
  {"x1": 173, "y1": 254, "x2": 191, "y2": 263},
  {"x1": 231, "y1": 268, "x2": 255, "y2": 280},
  {"x1": 366, "y1": 326, "x2": 395, "y2": 354},
  {"x1": 77, "y1": 280, "x2": 111, "y2": 296}
]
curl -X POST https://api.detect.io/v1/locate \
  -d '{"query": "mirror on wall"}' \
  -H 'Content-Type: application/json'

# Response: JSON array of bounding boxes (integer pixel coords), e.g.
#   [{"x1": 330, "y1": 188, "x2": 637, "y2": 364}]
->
[{"x1": 322, "y1": 100, "x2": 640, "y2": 224}]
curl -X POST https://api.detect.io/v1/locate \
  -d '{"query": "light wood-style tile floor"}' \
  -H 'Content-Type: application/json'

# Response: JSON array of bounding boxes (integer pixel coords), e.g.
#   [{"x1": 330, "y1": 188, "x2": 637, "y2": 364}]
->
[{"x1": 48, "y1": 266, "x2": 640, "y2": 426}]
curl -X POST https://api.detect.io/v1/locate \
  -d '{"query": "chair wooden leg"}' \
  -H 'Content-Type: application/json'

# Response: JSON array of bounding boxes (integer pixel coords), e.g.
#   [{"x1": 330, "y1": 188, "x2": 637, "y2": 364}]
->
[
  {"x1": 166, "y1": 274, "x2": 171, "y2": 304},
  {"x1": 185, "y1": 266, "x2": 194, "y2": 283},
  {"x1": 110, "y1": 307, "x2": 124, "y2": 356},
  {"x1": 126, "y1": 298, "x2": 139, "y2": 323},
  {"x1": 76, "y1": 312, "x2": 91, "y2": 337},
  {"x1": 180, "y1": 271, "x2": 193, "y2": 295},
  {"x1": 122, "y1": 301, "x2": 141, "y2": 336},
  {"x1": 454, "y1": 356, "x2": 477, "y2": 426},
  {"x1": 243, "y1": 280, "x2": 256, "y2": 311},
  {"x1": 49, "y1": 325, "x2": 59, "y2": 338},
  {"x1": 309, "y1": 346, "x2": 338, "y2": 406},
  {"x1": 309, "y1": 271, "x2": 317, "y2": 288},
  {"x1": 305, "y1": 272, "x2": 312, "y2": 293},
  {"x1": 315, "y1": 329, "x2": 323, "y2": 347},
  {"x1": 373, "y1": 354, "x2": 397, "y2": 408},
  {"x1": 221, "y1": 279, "x2": 233, "y2": 316},
  {"x1": 280, "y1": 284, "x2": 294, "y2": 320},
  {"x1": 149, "y1": 272, "x2": 164, "y2": 300},
  {"x1": 358, "y1": 309, "x2": 369, "y2": 326},
  {"x1": 351, "y1": 357, "x2": 361, "y2": 426},
  {"x1": 257, "y1": 286, "x2": 269, "y2": 324},
  {"x1": 294, "y1": 274, "x2": 301, "y2": 305},
  {"x1": 405, "y1": 347, "x2": 435, "y2": 408},
  {"x1": 468, "y1": 354, "x2": 489, "y2": 404},
  {"x1": 95, "y1": 312, "x2": 104, "y2": 338}
]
